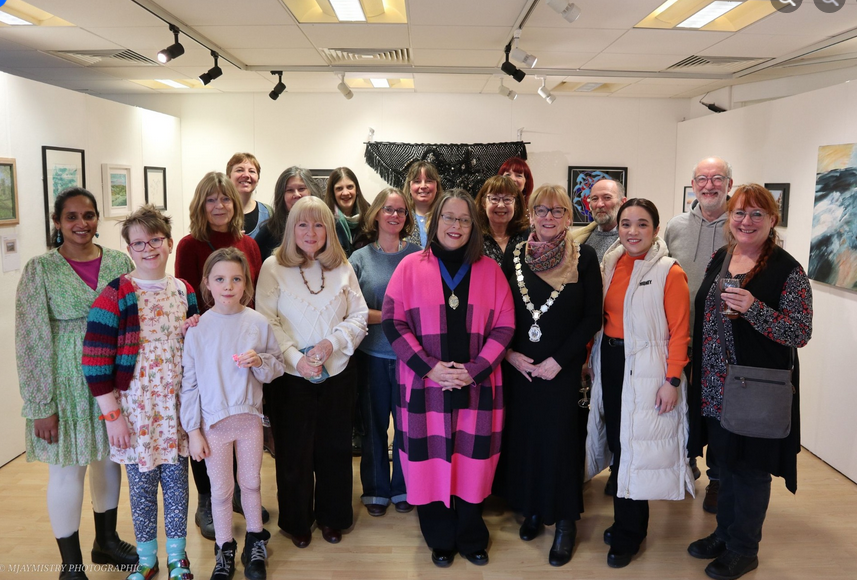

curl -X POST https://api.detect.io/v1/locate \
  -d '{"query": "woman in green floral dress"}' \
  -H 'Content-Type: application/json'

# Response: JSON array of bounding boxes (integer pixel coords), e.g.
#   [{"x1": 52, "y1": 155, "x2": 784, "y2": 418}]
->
[{"x1": 16, "y1": 188, "x2": 138, "y2": 579}]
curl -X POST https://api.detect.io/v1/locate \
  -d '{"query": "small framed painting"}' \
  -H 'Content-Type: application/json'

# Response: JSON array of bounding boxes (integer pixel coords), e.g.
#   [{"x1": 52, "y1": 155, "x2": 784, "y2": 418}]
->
[
  {"x1": 0, "y1": 158, "x2": 20, "y2": 226},
  {"x1": 101, "y1": 164, "x2": 132, "y2": 219},
  {"x1": 567, "y1": 166, "x2": 628, "y2": 226},
  {"x1": 683, "y1": 186, "x2": 696, "y2": 213},
  {"x1": 42, "y1": 146, "x2": 86, "y2": 245},
  {"x1": 144, "y1": 166, "x2": 167, "y2": 210},
  {"x1": 764, "y1": 183, "x2": 790, "y2": 227}
]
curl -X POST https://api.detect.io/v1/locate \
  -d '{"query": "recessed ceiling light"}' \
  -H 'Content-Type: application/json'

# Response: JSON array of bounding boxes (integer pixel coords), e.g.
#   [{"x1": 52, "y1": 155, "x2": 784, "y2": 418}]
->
[
  {"x1": 0, "y1": 11, "x2": 33, "y2": 25},
  {"x1": 370, "y1": 78, "x2": 389, "y2": 88},
  {"x1": 329, "y1": 0, "x2": 366, "y2": 22},
  {"x1": 156, "y1": 79, "x2": 187, "y2": 88},
  {"x1": 575, "y1": 82, "x2": 603, "y2": 92},
  {"x1": 676, "y1": 1, "x2": 742, "y2": 29}
]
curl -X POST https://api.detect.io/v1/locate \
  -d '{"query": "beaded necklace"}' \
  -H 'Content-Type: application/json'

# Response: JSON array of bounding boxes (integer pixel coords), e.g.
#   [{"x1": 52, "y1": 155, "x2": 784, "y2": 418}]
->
[
  {"x1": 299, "y1": 263, "x2": 325, "y2": 295},
  {"x1": 513, "y1": 245, "x2": 566, "y2": 342}
]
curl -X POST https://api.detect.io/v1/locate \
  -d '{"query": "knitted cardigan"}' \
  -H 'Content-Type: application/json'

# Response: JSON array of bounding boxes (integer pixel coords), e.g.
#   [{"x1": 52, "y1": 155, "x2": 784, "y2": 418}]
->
[{"x1": 83, "y1": 274, "x2": 198, "y2": 396}]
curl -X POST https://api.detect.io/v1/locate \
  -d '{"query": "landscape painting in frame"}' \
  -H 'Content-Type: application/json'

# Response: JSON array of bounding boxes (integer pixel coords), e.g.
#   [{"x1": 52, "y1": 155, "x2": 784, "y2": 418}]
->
[
  {"x1": 101, "y1": 164, "x2": 131, "y2": 219},
  {"x1": 0, "y1": 158, "x2": 19, "y2": 226},
  {"x1": 42, "y1": 146, "x2": 86, "y2": 246},
  {"x1": 810, "y1": 144, "x2": 857, "y2": 291},
  {"x1": 568, "y1": 166, "x2": 627, "y2": 225}
]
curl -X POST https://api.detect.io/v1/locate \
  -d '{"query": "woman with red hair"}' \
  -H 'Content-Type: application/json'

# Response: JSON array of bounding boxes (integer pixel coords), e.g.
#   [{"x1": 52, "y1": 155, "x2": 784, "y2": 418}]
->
[{"x1": 498, "y1": 157, "x2": 534, "y2": 205}]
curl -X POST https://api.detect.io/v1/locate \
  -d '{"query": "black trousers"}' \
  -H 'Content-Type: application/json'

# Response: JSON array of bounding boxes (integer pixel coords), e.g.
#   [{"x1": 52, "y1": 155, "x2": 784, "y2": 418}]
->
[
  {"x1": 601, "y1": 337, "x2": 649, "y2": 552},
  {"x1": 417, "y1": 497, "x2": 488, "y2": 554},
  {"x1": 267, "y1": 365, "x2": 357, "y2": 535}
]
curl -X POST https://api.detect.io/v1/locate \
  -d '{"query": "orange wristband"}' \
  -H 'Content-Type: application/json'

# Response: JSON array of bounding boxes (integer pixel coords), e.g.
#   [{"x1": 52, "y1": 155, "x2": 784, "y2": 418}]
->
[{"x1": 99, "y1": 409, "x2": 121, "y2": 422}]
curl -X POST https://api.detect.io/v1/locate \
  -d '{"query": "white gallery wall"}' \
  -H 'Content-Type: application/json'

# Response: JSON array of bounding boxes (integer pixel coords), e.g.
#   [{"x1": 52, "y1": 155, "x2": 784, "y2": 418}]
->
[
  {"x1": 0, "y1": 72, "x2": 182, "y2": 467},
  {"x1": 675, "y1": 80, "x2": 857, "y2": 483}
]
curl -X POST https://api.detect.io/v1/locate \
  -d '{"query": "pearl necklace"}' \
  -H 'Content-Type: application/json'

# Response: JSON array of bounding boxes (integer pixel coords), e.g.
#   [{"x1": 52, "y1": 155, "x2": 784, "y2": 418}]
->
[
  {"x1": 299, "y1": 264, "x2": 325, "y2": 295},
  {"x1": 513, "y1": 244, "x2": 565, "y2": 343}
]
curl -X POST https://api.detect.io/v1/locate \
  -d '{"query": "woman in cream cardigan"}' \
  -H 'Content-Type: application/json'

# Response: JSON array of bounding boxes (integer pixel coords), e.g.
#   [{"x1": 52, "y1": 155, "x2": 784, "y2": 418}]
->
[{"x1": 586, "y1": 198, "x2": 695, "y2": 569}]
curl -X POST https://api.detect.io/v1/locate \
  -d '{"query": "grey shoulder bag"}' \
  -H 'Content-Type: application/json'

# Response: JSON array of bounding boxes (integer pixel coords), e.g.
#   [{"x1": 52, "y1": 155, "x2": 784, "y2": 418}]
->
[{"x1": 714, "y1": 253, "x2": 794, "y2": 439}]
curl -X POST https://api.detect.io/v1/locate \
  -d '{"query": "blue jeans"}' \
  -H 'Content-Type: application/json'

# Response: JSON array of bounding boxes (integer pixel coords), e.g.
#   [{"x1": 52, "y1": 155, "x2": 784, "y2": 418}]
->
[
  {"x1": 707, "y1": 417, "x2": 771, "y2": 556},
  {"x1": 359, "y1": 355, "x2": 407, "y2": 506}
]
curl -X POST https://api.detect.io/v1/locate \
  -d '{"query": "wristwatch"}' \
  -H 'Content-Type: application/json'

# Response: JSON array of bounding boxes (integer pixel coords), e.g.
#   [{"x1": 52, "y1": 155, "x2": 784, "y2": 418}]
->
[{"x1": 666, "y1": 376, "x2": 681, "y2": 387}]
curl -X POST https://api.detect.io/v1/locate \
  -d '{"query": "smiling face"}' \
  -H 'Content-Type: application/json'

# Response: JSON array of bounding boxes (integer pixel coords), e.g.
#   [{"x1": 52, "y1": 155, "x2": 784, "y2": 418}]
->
[
  {"x1": 229, "y1": 161, "x2": 259, "y2": 202},
  {"x1": 503, "y1": 169, "x2": 526, "y2": 193},
  {"x1": 692, "y1": 158, "x2": 732, "y2": 219},
  {"x1": 333, "y1": 177, "x2": 357, "y2": 216},
  {"x1": 376, "y1": 192, "x2": 407, "y2": 238},
  {"x1": 484, "y1": 189, "x2": 516, "y2": 231},
  {"x1": 126, "y1": 225, "x2": 172, "y2": 280},
  {"x1": 729, "y1": 200, "x2": 774, "y2": 252},
  {"x1": 55, "y1": 195, "x2": 99, "y2": 249},
  {"x1": 284, "y1": 176, "x2": 308, "y2": 212},
  {"x1": 294, "y1": 217, "x2": 327, "y2": 259},
  {"x1": 530, "y1": 195, "x2": 570, "y2": 242},
  {"x1": 410, "y1": 169, "x2": 438, "y2": 212},
  {"x1": 205, "y1": 189, "x2": 235, "y2": 232},
  {"x1": 588, "y1": 180, "x2": 625, "y2": 230},
  {"x1": 618, "y1": 205, "x2": 659, "y2": 257},
  {"x1": 205, "y1": 260, "x2": 246, "y2": 315},
  {"x1": 436, "y1": 198, "x2": 472, "y2": 251}
]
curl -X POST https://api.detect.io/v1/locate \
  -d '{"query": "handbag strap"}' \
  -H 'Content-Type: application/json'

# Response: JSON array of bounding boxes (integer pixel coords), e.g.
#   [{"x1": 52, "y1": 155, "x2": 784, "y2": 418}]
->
[{"x1": 713, "y1": 251, "x2": 794, "y2": 370}]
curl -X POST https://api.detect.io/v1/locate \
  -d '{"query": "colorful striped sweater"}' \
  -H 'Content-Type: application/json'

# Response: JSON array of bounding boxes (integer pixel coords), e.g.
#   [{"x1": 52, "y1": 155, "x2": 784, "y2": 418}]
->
[{"x1": 83, "y1": 274, "x2": 198, "y2": 396}]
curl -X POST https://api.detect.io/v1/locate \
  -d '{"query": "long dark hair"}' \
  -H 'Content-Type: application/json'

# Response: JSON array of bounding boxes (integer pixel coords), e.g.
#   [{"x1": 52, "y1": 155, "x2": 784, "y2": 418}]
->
[
  {"x1": 51, "y1": 187, "x2": 99, "y2": 248},
  {"x1": 268, "y1": 166, "x2": 323, "y2": 243},
  {"x1": 474, "y1": 175, "x2": 528, "y2": 238},
  {"x1": 424, "y1": 189, "x2": 484, "y2": 265},
  {"x1": 325, "y1": 167, "x2": 370, "y2": 219}
]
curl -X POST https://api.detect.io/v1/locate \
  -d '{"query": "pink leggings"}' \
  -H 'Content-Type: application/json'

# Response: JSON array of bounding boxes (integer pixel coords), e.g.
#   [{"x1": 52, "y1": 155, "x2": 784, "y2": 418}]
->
[{"x1": 203, "y1": 413, "x2": 264, "y2": 545}]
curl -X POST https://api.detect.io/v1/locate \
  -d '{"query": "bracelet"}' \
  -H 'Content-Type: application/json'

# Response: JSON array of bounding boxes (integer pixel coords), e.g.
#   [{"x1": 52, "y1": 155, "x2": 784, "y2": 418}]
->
[{"x1": 98, "y1": 409, "x2": 122, "y2": 422}]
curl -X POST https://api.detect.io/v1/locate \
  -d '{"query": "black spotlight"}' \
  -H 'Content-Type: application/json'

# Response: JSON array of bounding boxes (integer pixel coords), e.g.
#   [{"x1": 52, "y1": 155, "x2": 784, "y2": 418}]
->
[
  {"x1": 502, "y1": 42, "x2": 525, "y2": 82},
  {"x1": 199, "y1": 51, "x2": 223, "y2": 85},
  {"x1": 269, "y1": 71, "x2": 286, "y2": 101},
  {"x1": 157, "y1": 25, "x2": 184, "y2": 64}
]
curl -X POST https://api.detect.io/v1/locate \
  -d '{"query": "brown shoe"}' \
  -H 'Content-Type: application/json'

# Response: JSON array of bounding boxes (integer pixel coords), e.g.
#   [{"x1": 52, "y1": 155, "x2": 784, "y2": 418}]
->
[
  {"x1": 394, "y1": 501, "x2": 414, "y2": 513},
  {"x1": 290, "y1": 533, "x2": 311, "y2": 548},
  {"x1": 703, "y1": 480, "x2": 720, "y2": 514},
  {"x1": 320, "y1": 526, "x2": 342, "y2": 544},
  {"x1": 366, "y1": 504, "x2": 387, "y2": 517}
]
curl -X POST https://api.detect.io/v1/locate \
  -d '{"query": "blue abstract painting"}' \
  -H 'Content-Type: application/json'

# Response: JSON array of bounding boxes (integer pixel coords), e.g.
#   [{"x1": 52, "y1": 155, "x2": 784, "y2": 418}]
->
[{"x1": 810, "y1": 144, "x2": 857, "y2": 291}]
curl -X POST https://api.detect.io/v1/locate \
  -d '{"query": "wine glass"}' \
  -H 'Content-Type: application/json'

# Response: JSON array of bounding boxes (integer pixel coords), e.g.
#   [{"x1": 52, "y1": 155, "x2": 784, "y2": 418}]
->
[
  {"x1": 719, "y1": 277, "x2": 741, "y2": 319},
  {"x1": 306, "y1": 350, "x2": 324, "y2": 367}
]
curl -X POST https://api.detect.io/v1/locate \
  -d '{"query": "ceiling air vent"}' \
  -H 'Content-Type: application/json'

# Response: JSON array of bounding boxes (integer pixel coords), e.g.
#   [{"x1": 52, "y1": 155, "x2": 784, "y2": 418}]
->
[
  {"x1": 320, "y1": 48, "x2": 411, "y2": 65},
  {"x1": 666, "y1": 55, "x2": 769, "y2": 73},
  {"x1": 44, "y1": 49, "x2": 159, "y2": 67}
]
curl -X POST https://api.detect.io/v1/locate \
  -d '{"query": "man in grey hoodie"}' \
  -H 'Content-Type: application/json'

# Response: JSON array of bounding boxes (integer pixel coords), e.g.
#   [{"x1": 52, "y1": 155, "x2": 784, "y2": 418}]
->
[{"x1": 664, "y1": 156, "x2": 733, "y2": 515}]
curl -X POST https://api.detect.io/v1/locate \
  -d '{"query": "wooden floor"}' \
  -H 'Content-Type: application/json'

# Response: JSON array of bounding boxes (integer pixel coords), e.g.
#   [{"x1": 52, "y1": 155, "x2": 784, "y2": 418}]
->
[{"x1": 1, "y1": 449, "x2": 856, "y2": 580}]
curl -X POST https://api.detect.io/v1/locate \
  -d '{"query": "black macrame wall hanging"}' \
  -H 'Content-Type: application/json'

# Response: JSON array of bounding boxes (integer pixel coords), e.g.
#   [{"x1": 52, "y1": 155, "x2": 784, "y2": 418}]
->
[{"x1": 364, "y1": 141, "x2": 528, "y2": 196}]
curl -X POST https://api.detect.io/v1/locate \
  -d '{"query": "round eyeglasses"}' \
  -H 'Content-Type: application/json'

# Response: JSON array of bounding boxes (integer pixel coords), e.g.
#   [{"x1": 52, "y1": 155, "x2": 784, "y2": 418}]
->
[{"x1": 129, "y1": 237, "x2": 167, "y2": 252}]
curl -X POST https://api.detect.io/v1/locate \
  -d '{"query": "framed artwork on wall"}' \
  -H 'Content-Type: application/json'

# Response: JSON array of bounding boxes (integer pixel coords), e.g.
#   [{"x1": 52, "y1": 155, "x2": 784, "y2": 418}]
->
[
  {"x1": 42, "y1": 146, "x2": 86, "y2": 246},
  {"x1": 310, "y1": 169, "x2": 333, "y2": 193},
  {"x1": 683, "y1": 186, "x2": 696, "y2": 213},
  {"x1": 144, "y1": 166, "x2": 167, "y2": 210},
  {"x1": 101, "y1": 164, "x2": 132, "y2": 219},
  {"x1": 764, "y1": 182, "x2": 790, "y2": 227},
  {"x1": 0, "y1": 158, "x2": 20, "y2": 226},
  {"x1": 567, "y1": 166, "x2": 628, "y2": 225}
]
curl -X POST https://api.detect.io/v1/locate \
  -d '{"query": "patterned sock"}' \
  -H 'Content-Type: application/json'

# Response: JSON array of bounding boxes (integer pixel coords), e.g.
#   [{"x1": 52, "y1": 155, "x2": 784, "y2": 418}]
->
[
  {"x1": 137, "y1": 538, "x2": 158, "y2": 569},
  {"x1": 165, "y1": 536, "x2": 187, "y2": 563}
]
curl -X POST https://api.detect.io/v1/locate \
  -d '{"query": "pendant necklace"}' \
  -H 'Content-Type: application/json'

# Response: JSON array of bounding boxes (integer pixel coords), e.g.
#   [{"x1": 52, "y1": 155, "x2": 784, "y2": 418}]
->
[
  {"x1": 438, "y1": 259, "x2": 470, "y2": 310},
  {"x1": 513, "y1": 246, "x2": 565, "y2": 342},
  {"x1": 299, "y1": 263, "x2": 325, "y2": 295}
]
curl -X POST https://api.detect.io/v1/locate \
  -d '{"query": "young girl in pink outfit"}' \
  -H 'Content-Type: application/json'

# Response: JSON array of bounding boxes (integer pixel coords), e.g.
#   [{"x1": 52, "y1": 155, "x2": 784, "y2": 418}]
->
[{"x1": 180, "y1": 247, "x2": 285, "y2": 580}]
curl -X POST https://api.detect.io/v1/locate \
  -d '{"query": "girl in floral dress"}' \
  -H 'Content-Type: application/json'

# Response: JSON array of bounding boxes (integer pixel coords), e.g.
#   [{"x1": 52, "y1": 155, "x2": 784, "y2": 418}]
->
[{"x1": 83, "y1": 205, "x2": 199, "y2": 580}]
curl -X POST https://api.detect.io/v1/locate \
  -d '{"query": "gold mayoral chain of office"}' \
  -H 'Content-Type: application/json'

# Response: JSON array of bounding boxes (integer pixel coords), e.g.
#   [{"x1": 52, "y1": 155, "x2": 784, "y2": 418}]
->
[{"x1": 513, "y1": 245, "x2": 565, "y2": 343}]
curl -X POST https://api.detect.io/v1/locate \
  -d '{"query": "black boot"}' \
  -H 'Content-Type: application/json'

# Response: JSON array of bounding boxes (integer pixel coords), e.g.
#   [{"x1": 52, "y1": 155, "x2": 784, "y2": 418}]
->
[
  {"x1": 56, "y1": 531, "x2": 88, "y2": 580},
  {"x1": 196, "y1": 493, "x2": 215, "y2": 541},
  {"x1": 241, "y1": 529, "x2": 271, "y2": 580},
  {"x1": 232, "y1": 485, "x2": 270, "y2": 524},
  {"x1": 548, "y1": 520, "x2": 576, "y2": 567},
  {"x1": 91, "y1": 508, "x2": 138, "y2": 570},
  {"x1": 211, "y1": 540, "x2": 237, "y2": 580}
]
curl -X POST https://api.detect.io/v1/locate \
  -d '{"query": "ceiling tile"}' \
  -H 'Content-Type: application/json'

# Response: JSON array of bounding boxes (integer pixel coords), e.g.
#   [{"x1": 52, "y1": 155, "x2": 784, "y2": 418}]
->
[
  {"x1": 517, "y1": 28, "x2": 626, "y2": 53},
  {"x1": 412, "y1": 73, "x2": 490, "y2": 93},
  {"x1": 411, "y1": 49, "x2": 502, "y2": 67},
  {"x1": 227, "y1": 48, "x2": 328, "y2": 66},
  {"x1": 156, "y1": 0, "x2": 296, "y2": 26},
  {"x1": 0, "y1": 27, "x2": 122, "y2": 51},
  {"x1": 699, "y1": 33, "x2": 821, "y2": 58},
  {"x1": 603, "y1": 29, "x2": 733, "y2": 56},
  {"x1": 528, "y1": 52, "x2": 600, "y2": 69},
  {"x1": 408, "y1": 0, "x2": 523, "y2": 26},
  {"x1": 745, "y1": 5, "x2": 857, "y2": 36},
  {"x1": 410, "y1": 25, "x2": 510, "y2": 50},
  {"x1": 524, "y1": 0, "x2": 667, "y2": 29},
  {"x1": 299, "y1": 24, "x2": 410, "y2": 48},
  {"x1": 30, "y1": 0, "x2": 158, "y2": 27},
  {"x1": 192, "y1": 26, "x2": 313, "y2": 49},
  {"x1": 582, "y1": 53, "x2": 686, "y2": 72}
]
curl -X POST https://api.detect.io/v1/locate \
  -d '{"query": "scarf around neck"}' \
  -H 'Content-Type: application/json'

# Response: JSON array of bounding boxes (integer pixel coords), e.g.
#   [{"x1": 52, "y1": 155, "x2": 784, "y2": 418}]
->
[{"x1": 523, "y1": 228, "x2": 579, "y2": 290}]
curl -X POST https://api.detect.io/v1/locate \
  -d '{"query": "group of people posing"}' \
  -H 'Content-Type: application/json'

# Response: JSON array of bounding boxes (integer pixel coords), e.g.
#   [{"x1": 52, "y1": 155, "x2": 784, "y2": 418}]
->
[{"x1": 16, "y1": 153, "x2": 812, "y2": 580}]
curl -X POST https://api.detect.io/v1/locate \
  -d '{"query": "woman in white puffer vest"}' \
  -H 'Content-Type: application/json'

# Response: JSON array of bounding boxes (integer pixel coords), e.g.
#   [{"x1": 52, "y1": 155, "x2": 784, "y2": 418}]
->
[{"x1": 586, "y1": 198, "x2": 695, "y2": 569}]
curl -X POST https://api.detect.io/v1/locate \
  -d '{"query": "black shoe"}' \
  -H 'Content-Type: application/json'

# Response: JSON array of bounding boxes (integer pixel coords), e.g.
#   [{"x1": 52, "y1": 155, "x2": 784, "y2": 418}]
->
[
  {"x1": 431, "y1": 549, "x2": 455, "y2": 568},
  {"x1": 320, "y1": 525, "x2": 342, "y2": 544},
  {"x1": 519, "y1": 515, "x2": 543, "y2": 541},
  {"x1": 705, "y1": 550, "x2": 759, "y2": 580},
  {"x1": 394, "y1": 501, "x2": 414, "y2": 513},
  {"x1": 690, "y1": 457, "x2": 702, "y2": 480},
  {"x1": 607, "y1": 546, "x2": 639, "y2": 568},
  {"x1": 241, "y1": 529, "x2": 271, "y2": 580},
  {"x1": 232, "y1": 486, "x2": 270, "y2": 524},
  {"x1": 56, "y1": 531, "x2": 89, "y2": 580},
  {"x1": 366, "y1": 504, "x2": 387, "y2": 517},
  {"x1": 603, "y1": 526, "x2": 614, "y2": 546},
  {"x1": 196, "y1": 493, "x2": 215, "y2": 541},
  {"x1": 688, "y1": 533, "x2": 727, "y2": 559},
  {"x1": 548, "y1": 520, "x2": 575, "y2": 567},
  {"x1": 211, "y1": 540, "x2": 237, "y2": 580},
  {"x1": 462, "y1": 549, "x2": 489, "y2": 566},
  {"x1": 703, "y1": 481, "x2": 720, "y2": 514},
  {"x1": 91, "y1": 508, "x2": 138, "y2": 569}
]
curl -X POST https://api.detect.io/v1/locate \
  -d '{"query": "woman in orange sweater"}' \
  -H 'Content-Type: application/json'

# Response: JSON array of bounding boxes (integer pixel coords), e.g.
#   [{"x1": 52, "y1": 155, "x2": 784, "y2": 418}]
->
[{"x1": 586, "y1": 198, "x2": 695, "y2": 569}]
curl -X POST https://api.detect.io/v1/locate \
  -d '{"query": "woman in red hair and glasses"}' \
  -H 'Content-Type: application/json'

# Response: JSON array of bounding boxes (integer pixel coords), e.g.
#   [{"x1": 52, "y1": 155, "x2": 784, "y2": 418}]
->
[{"x1": 498, "y1": 157, "x2": 534, "y2": 206}]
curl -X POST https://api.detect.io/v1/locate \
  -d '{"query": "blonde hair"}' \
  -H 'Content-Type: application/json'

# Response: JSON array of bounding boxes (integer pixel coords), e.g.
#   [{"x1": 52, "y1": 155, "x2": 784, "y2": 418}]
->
[
  {"x1": 274, "y1": 196, "x2": 347, "y2": 270},
  {"x1": 200, "y1": 247, "x2": 255, "y2": 308},
  {"x1": 528, "y1": 184, "x2": 573, "y2": 216},
  {"x1": 189, "y1": 172, "x2": 244, "y2": 242}
]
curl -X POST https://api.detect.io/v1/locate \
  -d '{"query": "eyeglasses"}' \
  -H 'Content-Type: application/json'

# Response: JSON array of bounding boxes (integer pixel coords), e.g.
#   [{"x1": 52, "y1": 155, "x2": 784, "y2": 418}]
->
[
  {"x1": 730, "y1": 210, "x2": 768, "y2": 223},
  {"x1": 381, "y1": 206, "x2": 407, "y2": 217},
  {"x1": 533, "y1": 205, "x2": 568, "y2": 218},
  {"x1": 487, "y1": 195, "x2": 515, "y2": 206},
  {"x1": 285, "y1": 186, "x2": 308, "y2": 195},
  {"x1": 129, "y1": 237, "x2": 167, "y2": 252},
  {"x1": 693, "y1": 174, "x2": 727, "y2": 187},
  {"x1": 439, "y1": 214, "x2": 473, "y2": 228}
]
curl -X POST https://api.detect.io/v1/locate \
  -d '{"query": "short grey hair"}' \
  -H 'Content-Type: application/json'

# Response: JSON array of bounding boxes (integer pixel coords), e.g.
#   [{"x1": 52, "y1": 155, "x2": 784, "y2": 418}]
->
[
  {"x1": 592, "y1": 178, "x2": 625, "y2": 198},
  {"x1": 692, "y1": 157, "x2": 732, "y2": 180}
]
